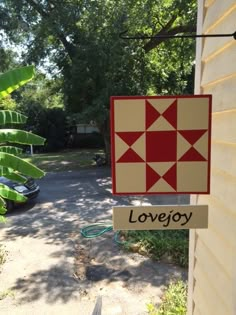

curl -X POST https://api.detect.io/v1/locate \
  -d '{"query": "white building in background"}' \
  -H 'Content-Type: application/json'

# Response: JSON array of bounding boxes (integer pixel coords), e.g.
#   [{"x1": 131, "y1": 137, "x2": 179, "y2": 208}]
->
[{"x1": 76, "y1": 123, "x2": 100, "y2": 134}]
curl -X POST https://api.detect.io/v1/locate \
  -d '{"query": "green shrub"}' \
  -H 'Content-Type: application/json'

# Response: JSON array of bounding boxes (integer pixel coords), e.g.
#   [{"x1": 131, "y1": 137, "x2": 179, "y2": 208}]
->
[
  {"x1": 147, "y1": 280, "x2": 187, "y2": 315},
  {"x1": 123, "y1": 230, "x2": 189, "y2": 267}
]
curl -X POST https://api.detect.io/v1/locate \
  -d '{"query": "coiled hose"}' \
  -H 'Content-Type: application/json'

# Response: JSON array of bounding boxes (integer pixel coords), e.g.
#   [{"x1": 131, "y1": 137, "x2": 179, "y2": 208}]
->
[{"x1": 80, "y1": 223, "x2": 126, "y2": 245}]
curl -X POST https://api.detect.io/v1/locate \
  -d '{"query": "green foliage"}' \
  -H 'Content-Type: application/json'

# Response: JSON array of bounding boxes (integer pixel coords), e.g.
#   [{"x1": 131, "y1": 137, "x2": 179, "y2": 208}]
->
[
  {"x1": 73, "y1": 133, "x2": 104, "y2": 149},
  {"x1": 16, "y1": 80, "x2": 66, "y2": 152},
  {"x1": 1, "y1": 0, "x2": 196, "y2": 125},
  {"x1": 0, "y1": 152, "x2": 44, "y2": 178},
  {"x1": 0, "y1": 129, "x2": 45, "y2": 145},
  {"x1": 0, "y1": 96, "x2": 17, "y2": 110},
  {"x1": 0, "y1": 110, "x2": 27, "y2": 125},
  {"x1": 0, "y1": 66, "x2": 45, "y2": 220},
  {"x1": 22, "y1": 106, "x2": 66, "y2": 152},
  {"x1": 0, "y1": 48, "x2": 18, "y2": 73},
  {"x1": 23, "y1": 149, "x2": 103, "y2": 172},
  {"x1": 0, "y1": 0, "x2": 197, "y2": 161},
  {"x1": 147, "y1": 280, "x2": 187, "y2": 315},
  {"x1": 16, "y1": 73, "x2": 64, "y2": 110},
  {"x1": 0, "y1": 169, "x2": 26, "y2": 183},
  {"x1": 0, "y1": 146, "x2": 23, "y2": 155},
  {"x1": 0, "y1": 183, "x2": 27, "y2": 203},
  {"x1": 124, "y1": 230, "x2": 189, "y2": 267},
  {"x1": 0, "y1": 66, "x2": 35, "y2": 99}
]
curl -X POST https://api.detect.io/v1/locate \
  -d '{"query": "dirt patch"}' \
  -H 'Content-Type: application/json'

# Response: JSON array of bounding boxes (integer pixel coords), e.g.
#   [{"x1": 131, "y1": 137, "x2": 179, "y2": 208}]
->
[{"x1": 73, "y1": 232, "x2": 187, "y2": 314}]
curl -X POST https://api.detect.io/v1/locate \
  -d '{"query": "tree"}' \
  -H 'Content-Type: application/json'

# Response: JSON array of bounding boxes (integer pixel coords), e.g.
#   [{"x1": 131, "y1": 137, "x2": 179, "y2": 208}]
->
[
  {"x1": 0, "y1": 0, "x2": 197, "y2": 161},
  {"x1": 15, "y1": 74, "x2": 66, "y2": 152},
  {"x1": 0, "y1": 66, "x2": 45, "y2": 222}
]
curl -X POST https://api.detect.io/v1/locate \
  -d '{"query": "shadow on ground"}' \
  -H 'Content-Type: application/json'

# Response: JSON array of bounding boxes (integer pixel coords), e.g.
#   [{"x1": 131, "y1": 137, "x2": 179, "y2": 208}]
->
[
  {"x1": 11, "y1": 262, "x2": 79, "y2": 304},
  {"x1": 1, "y1": 168, "x2": 189, "y2": 305}
]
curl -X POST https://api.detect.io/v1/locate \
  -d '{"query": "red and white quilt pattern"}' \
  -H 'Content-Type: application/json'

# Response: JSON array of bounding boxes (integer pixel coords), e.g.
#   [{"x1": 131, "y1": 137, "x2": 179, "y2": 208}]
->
[{"x1": 111, "y1": 95, "x2": 212, "y2": 195}]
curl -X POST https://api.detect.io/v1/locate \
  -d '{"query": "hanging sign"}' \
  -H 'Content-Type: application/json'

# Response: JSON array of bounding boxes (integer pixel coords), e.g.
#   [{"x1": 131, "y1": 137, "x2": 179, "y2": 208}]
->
[
  {"x1": 113, "y1": 205, "x2": 208, "y2": 230},
  {"x1": 111, "y1": 95, "x2": 212, "y2": 195}
]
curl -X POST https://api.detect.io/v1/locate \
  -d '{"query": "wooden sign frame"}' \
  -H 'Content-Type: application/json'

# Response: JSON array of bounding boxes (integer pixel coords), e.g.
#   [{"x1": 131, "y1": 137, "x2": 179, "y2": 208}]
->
[
  {"x1": 113, "y1": 205, "x2": 208, "y2": 230},
  {"x1": 111, "y1": 95, "x2": 212, "y2": 195}
]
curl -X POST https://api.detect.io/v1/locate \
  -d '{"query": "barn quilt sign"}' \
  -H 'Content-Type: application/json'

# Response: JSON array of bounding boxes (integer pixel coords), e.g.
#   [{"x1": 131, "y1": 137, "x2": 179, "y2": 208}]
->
[{"x1": 111, "y1": 95, "x2": 212, "y2": 195}]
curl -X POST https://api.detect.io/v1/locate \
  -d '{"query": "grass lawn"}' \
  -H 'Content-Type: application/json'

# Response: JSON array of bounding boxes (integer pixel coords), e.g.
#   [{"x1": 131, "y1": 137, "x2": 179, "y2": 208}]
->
[
  {"x1": 23, "y1": 148, "x2": 105, "y2": 172},
  {"x1": 122, "y1": 229, "x2": 189, "y2": 268}
]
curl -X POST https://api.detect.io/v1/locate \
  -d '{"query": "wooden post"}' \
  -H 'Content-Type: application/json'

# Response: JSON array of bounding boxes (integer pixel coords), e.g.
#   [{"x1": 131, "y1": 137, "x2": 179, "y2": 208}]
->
[
  {"x1": 30, "y1": 144, "x2": 33, "y2": 156},
  {"x1": 92, "y1": 296, "x2": 102, "y2": 315}
]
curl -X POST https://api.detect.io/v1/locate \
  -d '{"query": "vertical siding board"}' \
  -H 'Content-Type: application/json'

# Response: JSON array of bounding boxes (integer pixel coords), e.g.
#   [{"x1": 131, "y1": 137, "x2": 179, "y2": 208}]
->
[
  {"x1": 192, "y1": 284, "x2": 212, "y2": 315},
  {"x1": 201, "y1": 43, "x2": 236, "y2": 86},
  {"x1": 193, "y1": 264, "x2": 231, "y2": 315},
  {"x1": 196, "y1": 228, "x2": 233, "y2": 277},
  {"x1": 202, "y1": 76, "x2": 236, "y2": 111},
  {"x1": 234, "y1": 249, "x2": 236, "y2": 314},
  {"x1": 188, "y1": 0, "x2": 205, "y2": 313},
  {"x1": 193, "y1": 308, "x2": 201, "y2": 315},
  {"x1": 195, "y1": 238, "x2": 232, "y2": 306},
  {"x1": 188, "y1": 230, "x2": 197, "y2": 314},
  {"x1": 202, "y1": 9, "x2": 236, "y2": 60},
  {"x1": 204, "y1": 0, "x2": 215, "y2": 8},
  {"x1": 211, "y1": 142, "x2": 236, "y2": 178},
  {"x1": 190, "y1": 1, "x2": 236, "y2": 314},
  {"x1": 203, "y1": 0, "x2": 236, "y2": 32},
  {"x1": 199, "y1": 194, "x2": 236, "y2": 249},
  {"x1": 210, "y1": 169, "x2": 236, "y2": 212},
  {"x1": 212, "y1": 111, "x2": 236, "y2": 143}
]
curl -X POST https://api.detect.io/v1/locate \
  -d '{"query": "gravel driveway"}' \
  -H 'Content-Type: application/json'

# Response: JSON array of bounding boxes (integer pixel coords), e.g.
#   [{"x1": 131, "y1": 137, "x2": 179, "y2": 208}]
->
[{"x1": 0, "y1": 168, "x2": 188, "y2": 315}]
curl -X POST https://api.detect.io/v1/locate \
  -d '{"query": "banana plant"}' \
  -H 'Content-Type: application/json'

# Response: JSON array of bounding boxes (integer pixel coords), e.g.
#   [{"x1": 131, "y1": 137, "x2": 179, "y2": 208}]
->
[{"x1": 0, "y1": 66, "x2": 45, "y2": 222}]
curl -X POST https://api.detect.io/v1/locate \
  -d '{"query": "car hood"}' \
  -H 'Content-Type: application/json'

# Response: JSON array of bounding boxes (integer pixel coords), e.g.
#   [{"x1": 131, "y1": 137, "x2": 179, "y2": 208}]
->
[
  {"x1": 0, "y1": 176, "x2": 13, "y2": 184},
  {"x1": 0, "y1": 176, "x2": 27, "y2": 188}
]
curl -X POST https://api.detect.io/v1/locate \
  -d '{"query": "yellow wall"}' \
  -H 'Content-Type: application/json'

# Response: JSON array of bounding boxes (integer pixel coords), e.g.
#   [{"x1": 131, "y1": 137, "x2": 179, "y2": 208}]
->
[{"x1": 188, "y1": 1, "x2": 236, "y2": 314}]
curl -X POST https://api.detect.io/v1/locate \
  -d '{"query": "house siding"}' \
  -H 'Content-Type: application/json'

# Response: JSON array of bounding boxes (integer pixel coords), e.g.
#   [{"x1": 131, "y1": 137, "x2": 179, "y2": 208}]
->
[{"x1": 188, "y1": 1, "x2": 236, "y2": 314}]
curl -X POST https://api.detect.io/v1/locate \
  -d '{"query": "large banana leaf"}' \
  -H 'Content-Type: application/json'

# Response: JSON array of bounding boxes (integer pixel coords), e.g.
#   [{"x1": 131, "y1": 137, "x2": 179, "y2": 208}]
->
[
  {"x1": 0, "y1": 146, "x2": 23, "y2": 155},
  {"x1": 4, "y1": 173, "x2": 26, "y2": 183},
  {"x1": 0, "y1": 129, "x2": 45, "y2": 145},
  {"x1": 0, "y1": 166, "x2": 26, "y2": 183},
  {"x1": 0, "y1": 183, "x2": 27, "y2": 202},
  {"x1": 0, "y1": 208, "x2": 7, "y2": 215},
  {"x1": 0, "y1": 196, "x2": 6, "y2": 221},
  {"x1": 0, "y1": 152, "x2": 45, "y2": 178},
  {"x1": 0, "y1": 110, "x2": 27, "y2": 125},
  {"x1": 0, "y1": 66, "x2": 35, "y2": 99},
  {"x1": 0, "y1": 215, "x2": 6, "y2": 223}
]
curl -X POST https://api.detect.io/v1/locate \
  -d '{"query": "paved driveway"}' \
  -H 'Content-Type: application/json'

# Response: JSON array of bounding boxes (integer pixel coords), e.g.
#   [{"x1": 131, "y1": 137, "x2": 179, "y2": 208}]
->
[{"x1": 0, "y1": 168, "x2": 189, "y2": 315}]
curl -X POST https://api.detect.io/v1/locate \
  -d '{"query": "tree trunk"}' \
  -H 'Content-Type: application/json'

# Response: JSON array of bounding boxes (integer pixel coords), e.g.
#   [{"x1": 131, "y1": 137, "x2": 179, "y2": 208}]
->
[
  {"x1": 103, "y1": 132, "x2": 111, "y2": 166},
  {"x1": 97, "y1": 117, "x2": 111, "y2": 165}
]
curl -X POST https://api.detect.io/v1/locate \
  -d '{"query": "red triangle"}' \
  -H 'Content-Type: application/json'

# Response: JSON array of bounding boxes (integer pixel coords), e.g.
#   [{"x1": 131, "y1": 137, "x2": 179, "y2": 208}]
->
[
  {"x1": 116, "y1": 132, "x2": 144, "y2": 146},
  {"x1": 162, "y1": 100, "x2": 177, "y2": 129},
  {"x1": 162, "y1": 164, "x2": 177, "y2": 190},
  {"x1": 179, "y1": 147, "x2": 207, "y2": 161},
  {"x1": 146, "y1": 100, "x2": 161, "y2": 129},
  {"x1": 178, "y1": 130, "x2": 207, "y2": 145},
  {"x1": 146, "y1": 164, "x2": 161, "y2": 191},
  {"x1": 117, "y1": 148, "x2": 144, "y2": 163}
]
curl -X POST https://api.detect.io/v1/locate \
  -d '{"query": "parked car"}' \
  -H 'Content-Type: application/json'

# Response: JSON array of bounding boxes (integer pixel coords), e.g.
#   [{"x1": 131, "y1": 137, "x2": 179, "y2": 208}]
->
[{"x1": 0, "y1": 176, "x2": 40, "y2": 210}]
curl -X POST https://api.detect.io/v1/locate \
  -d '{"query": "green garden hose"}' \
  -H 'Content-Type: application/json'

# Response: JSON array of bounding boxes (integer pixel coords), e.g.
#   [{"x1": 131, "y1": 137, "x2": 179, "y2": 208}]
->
[{"x1": 80, "y1": 223, "x2": 126, "y2": 245}]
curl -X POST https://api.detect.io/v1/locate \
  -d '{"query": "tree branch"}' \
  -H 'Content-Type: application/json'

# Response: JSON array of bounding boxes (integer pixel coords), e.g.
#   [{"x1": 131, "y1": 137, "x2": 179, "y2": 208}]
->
[
  {"x1": 143, "y1": 23, "x2": 196, "y2": 53},
  {"x1": 25, "y1": 0, "x2": 76, "y2": 60}
]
